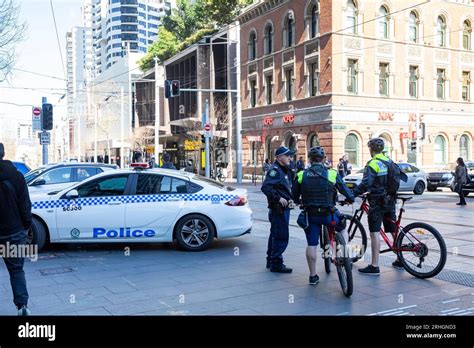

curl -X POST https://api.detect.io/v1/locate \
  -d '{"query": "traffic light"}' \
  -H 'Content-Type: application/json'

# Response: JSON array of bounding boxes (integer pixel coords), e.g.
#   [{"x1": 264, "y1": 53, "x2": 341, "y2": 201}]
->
[
  {"x1": 419, "y1": 122, "x2": 425, "y2": 140},
  {"x1": 41, "y1": 103, "x2": 53, "y2": 130},
  {"x1": 410, "y1": 141, "x2": 417, "y2": 151},
  {"x1": 165, "y1": 80, "x2": 180, "y2": 98}
]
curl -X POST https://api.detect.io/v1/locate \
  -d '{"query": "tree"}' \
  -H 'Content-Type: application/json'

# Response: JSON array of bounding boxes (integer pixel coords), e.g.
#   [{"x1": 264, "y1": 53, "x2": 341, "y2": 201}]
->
[
  {"x1": 0, "y1": 0, "x2": 26, "y2": 81},
  {"x1": 200, "y1": 0, "x2": 253, "y2": 27}
]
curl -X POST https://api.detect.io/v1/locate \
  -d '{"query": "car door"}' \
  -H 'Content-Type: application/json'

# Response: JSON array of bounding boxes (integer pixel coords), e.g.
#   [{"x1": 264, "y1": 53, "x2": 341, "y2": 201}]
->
[
  {"x1": 125, "y1": 173, "x2": 187, "y2": 240},
  {"x1": 29, "y1": 167, "x2": 74, "y2": 194},
  {"x1": 55, "y1": 174, "x2": 130, "y2": 241}
]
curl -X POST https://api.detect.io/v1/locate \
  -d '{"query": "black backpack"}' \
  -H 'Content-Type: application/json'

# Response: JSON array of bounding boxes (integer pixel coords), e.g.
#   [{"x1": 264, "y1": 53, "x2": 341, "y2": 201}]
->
[{"x1": 378, "y1": 159, "x2": 408, "y2": 195}]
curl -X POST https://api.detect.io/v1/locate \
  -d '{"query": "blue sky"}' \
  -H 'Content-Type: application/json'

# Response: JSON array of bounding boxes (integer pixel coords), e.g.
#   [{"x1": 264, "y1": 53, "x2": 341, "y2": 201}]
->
[{"x1": 0, "y1": 0, "x2": 82, "y2": 130}]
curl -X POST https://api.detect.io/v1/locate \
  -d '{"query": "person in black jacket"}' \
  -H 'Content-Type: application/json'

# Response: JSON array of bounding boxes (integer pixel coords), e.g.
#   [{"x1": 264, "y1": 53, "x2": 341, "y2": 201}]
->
[
  {"x1": 0, "y1": 143, "x2": 32, "y2": 315},
  {"x1": 160, "y1": 153, "x2": 176, "y2": 170}
]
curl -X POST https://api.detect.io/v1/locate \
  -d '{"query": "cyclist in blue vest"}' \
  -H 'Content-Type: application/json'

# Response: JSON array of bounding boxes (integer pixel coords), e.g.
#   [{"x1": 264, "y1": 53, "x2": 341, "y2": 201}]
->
[
  {"x1": 292, "y1": 146, "x2": 355, "y2": 285},
  {"x1": 353, "y1": 137, "x2": 403, "y2": 275}
]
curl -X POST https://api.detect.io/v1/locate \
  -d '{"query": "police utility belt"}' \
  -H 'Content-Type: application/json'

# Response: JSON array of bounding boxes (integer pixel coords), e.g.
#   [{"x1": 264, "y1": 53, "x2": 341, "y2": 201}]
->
[
  {"x1": 305, "y1": 206, "x2": 335, "y2": 216},
  {"x1": 367, "y1": 192, "x2": 395, "y2": 207}
]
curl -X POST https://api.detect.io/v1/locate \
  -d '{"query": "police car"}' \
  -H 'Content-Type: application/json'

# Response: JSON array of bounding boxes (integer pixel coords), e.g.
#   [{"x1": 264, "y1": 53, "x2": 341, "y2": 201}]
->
[{"x1": 29, "y1": 164, "x2": 252, "y2": 251}]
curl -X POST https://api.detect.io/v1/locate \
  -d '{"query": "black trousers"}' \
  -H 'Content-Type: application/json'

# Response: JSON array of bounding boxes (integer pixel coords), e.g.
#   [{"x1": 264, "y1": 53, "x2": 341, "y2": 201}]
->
[
  {"x1": 1, "y1": 230, "x2": 29, "y2": 309},
  {"x1": 458, "y1": 190, "x2": 467, "y2": 205}
]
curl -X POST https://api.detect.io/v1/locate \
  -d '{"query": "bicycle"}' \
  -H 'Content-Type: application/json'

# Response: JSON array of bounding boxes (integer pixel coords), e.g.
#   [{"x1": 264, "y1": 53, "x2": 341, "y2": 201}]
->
[
  {"x1": 343, "y1": 193, "x2": 447, "y2": 278},
  {"x1": 318, "y1": 204, "x2": 354, "y2": 297},
  {"x1": 210, "y1": 167, "x2": 226, "y2": 183}
]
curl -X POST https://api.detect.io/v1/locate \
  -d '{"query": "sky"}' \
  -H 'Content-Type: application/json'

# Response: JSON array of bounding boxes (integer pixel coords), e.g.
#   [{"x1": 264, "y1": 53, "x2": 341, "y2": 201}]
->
[{"x1": 0, "y1": 0, "x2": 83, "y2": 134}]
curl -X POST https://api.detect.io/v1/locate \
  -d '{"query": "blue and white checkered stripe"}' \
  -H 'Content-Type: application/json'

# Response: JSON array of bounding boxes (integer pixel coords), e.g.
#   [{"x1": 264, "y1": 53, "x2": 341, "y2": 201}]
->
[{"x1": 32, "y1": 194, "x2": 238, "y2": 210}]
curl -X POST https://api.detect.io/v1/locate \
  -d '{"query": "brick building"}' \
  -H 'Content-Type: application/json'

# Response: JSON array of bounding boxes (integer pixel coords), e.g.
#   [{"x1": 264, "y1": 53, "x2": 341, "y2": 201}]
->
[{"x1": 238, "y1": 0, "x2": 474, "y2": 175}]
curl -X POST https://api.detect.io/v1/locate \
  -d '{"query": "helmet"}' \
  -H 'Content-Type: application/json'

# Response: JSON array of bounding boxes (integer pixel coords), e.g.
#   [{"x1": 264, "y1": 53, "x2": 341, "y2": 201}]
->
[
  {"x1": 309, "y1": 146, "x2": 325, "y2": 159},
  {"x1": 367, "y1": 137, "x2": 385, "y2": 152},
  {"x1": 162, "y1": 153, "x2": 171, "y2": 162}
]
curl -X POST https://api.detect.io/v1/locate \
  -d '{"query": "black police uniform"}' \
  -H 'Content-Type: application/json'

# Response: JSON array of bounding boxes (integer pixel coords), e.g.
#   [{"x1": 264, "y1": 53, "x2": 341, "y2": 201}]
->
[
  {"x1": 292, "y1": 163, "x2": 354, "y2": 246},
  {"x1": 261, "y1": 161, "x2": 292, "y2": 269},
  {"x1": 353, "y1": 153, "x2": 396, "y2": 233}
]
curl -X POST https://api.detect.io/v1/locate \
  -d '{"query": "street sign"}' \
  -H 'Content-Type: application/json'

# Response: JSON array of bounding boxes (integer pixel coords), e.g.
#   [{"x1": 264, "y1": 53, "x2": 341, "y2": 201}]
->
[
  {"x1": 40, "y1": 131, "x2": 50, "y2": 145},
  {"x1": 204, "y1": 123, "x2": 211, "y2": 131},
  {"x1": 32, "y1": 106, "x2": 42, "y2": 132}
]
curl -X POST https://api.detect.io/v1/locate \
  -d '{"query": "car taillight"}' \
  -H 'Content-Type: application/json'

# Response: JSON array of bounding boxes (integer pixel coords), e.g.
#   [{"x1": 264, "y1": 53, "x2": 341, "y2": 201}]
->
[{"x1": 225, "y1": 196, "x2": 247, "y2": 206}]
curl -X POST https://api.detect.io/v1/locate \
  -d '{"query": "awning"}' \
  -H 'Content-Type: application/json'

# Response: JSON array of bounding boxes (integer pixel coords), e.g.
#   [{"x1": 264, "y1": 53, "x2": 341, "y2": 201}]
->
[{"x1": 169, "y1": 117, "x2": 201, "y2": 128}]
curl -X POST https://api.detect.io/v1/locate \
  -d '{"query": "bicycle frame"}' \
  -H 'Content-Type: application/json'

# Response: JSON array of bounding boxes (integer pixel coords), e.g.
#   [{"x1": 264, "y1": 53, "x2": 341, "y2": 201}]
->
[{"x1": 352, "y1": 196, "x2": 424, "y2": 255}]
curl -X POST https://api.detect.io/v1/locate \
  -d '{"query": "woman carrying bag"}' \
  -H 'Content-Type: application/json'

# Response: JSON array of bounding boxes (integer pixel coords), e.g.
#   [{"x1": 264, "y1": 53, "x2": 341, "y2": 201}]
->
[{"x1": 454, "y1": 157, "x2": 469, "y2": 206}]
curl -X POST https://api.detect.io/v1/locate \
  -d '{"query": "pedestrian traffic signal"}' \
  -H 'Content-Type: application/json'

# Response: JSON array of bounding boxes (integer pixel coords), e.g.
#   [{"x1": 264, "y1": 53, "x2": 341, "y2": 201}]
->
[
  {"x1": 41, "y1": 103, "x2": 53, "y2": 130},
  {"x1": 410, "y1": 141, "x2": 417, "y2": 151},
  {"x1": 165, "y1": 80, "x2": 180, "y2": 98}
]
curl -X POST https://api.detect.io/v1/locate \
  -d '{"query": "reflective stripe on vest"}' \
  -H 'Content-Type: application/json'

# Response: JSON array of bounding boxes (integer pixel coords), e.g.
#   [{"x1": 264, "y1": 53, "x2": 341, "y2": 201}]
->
[
  {"x1": 297, "y1": 171, "x2": 304, "y2": 184},
  {"x1": 327, "y1": 169, "x2": 337, "y2": 184},
  {"x1": 368, "y1": 154, "x2": 389, "y2": 176}
]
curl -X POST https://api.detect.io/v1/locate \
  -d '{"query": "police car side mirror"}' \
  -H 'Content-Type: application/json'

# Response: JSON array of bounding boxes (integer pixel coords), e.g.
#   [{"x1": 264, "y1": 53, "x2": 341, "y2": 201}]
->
[
  {"x1": 65, "y1": 189, "x2": 79, "y2": 199},
  {"x1": 32, "y1": 179, "x2": 46, "y2": 186}
]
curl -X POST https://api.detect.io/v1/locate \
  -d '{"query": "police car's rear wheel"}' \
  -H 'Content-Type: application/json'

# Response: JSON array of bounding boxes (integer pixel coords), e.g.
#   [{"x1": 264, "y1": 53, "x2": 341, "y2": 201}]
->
[
  {"x1": 175, "y1": 214, "x2": 215, "y2": 251},
  {"x1": 29, "y1": 217, "x2": 47, "y2": 251}
]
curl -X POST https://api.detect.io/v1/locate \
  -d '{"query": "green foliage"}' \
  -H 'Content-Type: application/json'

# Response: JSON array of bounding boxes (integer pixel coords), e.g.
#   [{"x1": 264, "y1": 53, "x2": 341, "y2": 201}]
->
[{"x1": 139, "y1": 0, "x2": 253, "y2": 71}]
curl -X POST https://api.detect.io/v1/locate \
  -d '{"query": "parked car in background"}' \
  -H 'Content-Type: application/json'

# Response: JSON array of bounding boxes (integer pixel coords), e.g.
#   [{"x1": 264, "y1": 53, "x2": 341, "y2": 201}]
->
[
  {"x1": 426, "y1": 169, "x2": 454, "y2": 192},
  {"x1": 25, "y1": 163, "x2": 118, "y2": 196},
  {"x1": 343, "y1": 162, "x2": 427, "y2": 195},
  {"x1": 12, "y1": 161, "x2": 31, "y2": 175}
]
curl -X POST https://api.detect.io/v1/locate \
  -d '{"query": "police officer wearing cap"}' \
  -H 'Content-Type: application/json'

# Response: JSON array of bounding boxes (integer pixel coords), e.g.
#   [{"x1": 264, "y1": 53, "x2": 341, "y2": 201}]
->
[
  {"x1": 261, "y1": 146, "x2": 294, "y2": 273},
  {"x1": 160, "y1": 153, "x2": 176, "y2": 170},
  {"x1": 353, "y1": 137, "x2": 405, "y2": 275},
  {"x1": 292, "y1": 146, "x2": 354, "y2": 285}
]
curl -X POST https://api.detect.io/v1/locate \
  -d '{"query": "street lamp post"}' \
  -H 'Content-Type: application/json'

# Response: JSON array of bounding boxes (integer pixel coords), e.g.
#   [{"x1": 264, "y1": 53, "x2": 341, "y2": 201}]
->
[{"x1": 154, "y1": 56, "x2": 160, "y2": 164}]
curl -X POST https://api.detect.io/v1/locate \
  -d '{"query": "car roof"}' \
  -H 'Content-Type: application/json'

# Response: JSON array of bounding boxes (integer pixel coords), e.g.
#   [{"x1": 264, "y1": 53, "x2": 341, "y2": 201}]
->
[{"x1": 41, "y1": 162, "x2": 118, "y2": 169}]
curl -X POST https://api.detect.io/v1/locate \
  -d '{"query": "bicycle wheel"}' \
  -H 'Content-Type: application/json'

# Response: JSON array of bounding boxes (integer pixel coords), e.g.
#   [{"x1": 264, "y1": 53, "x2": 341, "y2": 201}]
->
[
  {"x1": 395, "y1": 222, "x2": 447, "y2": 279},
  {"x1": 344, "y1": 213, "x2": 368, "y2": 264},
  {"x1": 321, "y1": 226, "x2": 331, "y2": 274},
  {"x1": 335, "y1": 233, "x2": 353, "y2": 297}
]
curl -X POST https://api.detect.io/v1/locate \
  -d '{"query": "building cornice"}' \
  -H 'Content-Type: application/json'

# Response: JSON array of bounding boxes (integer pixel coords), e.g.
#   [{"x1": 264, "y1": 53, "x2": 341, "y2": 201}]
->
[{"x1": 237, "y1": 0, "x2": 289, "y2": 25}]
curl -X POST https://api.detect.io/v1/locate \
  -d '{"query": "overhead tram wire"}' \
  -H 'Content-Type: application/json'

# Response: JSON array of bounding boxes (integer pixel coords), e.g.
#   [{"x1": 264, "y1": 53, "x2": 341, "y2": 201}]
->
[{"x1": 50, "y1": 0, "x2": 67, "y2": 81}]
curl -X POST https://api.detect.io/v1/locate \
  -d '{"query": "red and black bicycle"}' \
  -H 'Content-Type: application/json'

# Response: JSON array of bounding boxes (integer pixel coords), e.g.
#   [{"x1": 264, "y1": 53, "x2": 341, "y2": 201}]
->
[{"x1": 342, "y1": 193, "x2": 447, "y2": 278}]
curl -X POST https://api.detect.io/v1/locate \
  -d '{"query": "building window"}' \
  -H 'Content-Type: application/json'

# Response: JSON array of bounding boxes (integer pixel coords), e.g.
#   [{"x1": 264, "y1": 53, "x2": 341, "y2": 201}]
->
[
  {"x1": 460, "y1": 135, "x2": 471, "y2": 160},
  {"x1": 434, "y1": 135, "x2": 447, "y2": 164},
  {"x1": 248, "y1": 31, "x2": 257, "y2": 60},
  {"x1": 436, "y1": 68, "x2": 445, "y2": 100},
  {"x1": 265, "y1": 74, "x2": 273, "y2": 105},
  {"x1": 379, "y1": 63, "x2": 389, "y2": 96},
  {"x1": 285, "y1": 68, "x2": 294, "y2": 101},
  {"x1": 311, "y1": 4, "x2": 319, "y2": 38},
  {"x1": 347, "y1": 59, "x2": 358, "y2": 94},
  {"x1": 250, "y1": 79, "x2": 257, "y2": 107},
  {"x1": 344, "y1": 133, "x2": 359, "y2": 167},
  {"x1": 409, "y1": 11, "x2": 418, "y2": 42},
  {"x1": 310, "y1": 62, "x2": 319, "y2": 96},
  {"x1": 437, "y1": 16, "x2": 446, "y2": 47},
  {"x1": 462, "y1": 71, "x2": 470, "y2": 101},
  {"x1": 463, "y1": 21, "x2": 471, "y2": 50},
  {"x1": 264, "y1": 24, "x2": 273, "y2": 54},
  {"x1": 346, "y1": 0, "x2": 357, "y2": 34},
  {"x1": 409, "y1": 66, "x2": 419, "y2": 98},
  {"x1": 308, "y1": 133, "x2": 320, "y2": 150},
  {"x1": 283, "y1": 12, "x2": 295, "y2": 47},
  {"x1": 378, "y1": 6, "x2": 389, "y2": 39}
]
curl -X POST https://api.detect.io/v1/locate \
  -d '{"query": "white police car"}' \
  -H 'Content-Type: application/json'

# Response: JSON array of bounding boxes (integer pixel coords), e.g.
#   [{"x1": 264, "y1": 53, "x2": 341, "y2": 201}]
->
[{"x1": 29, "y1": 164, "x2": 252, "y2": 251}]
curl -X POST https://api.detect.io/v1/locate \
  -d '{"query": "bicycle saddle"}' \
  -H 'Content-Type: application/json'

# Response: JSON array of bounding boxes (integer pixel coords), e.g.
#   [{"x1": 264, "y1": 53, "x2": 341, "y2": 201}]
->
[{"x1": 396, "y1": 194, "x2": 413, "y2": 202}]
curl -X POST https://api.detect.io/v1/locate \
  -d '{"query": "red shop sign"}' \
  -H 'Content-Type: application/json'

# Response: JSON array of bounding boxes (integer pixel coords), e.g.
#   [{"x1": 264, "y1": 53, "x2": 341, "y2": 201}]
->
[
  {"x1": 400, "y1": 132, "x2": 409, "y2": 139},
  {"x1": 263, "y1": 116, "x2": 273, "y2": 126},
  {"x1": 283, "y1": 114, "x2": 295, "y2": 123}
]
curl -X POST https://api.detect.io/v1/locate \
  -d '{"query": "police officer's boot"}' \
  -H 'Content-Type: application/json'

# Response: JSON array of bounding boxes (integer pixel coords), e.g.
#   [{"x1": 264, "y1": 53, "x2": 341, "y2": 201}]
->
[{"x1": 270, "y1": 264, "x2": 293, "y2": 273}]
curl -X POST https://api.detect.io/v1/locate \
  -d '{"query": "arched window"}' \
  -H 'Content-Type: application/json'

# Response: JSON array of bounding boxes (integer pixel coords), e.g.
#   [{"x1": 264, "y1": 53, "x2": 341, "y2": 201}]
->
[
  {"x1": 437, "y1": 16, "x2": 446, "y2": 47},
  {"x1": 310, "y1": 4, "x2": 319, "y2": 38},
  {"x1": 379, "y1": 6, "x2": 389, "y2": 38},
  {"x1": 346, "y1": 0, "x2": 357, "y2": 34},
  {"x1": 264, "y1": 23, "x2": 273, "y2": 54},
  {"x1": 283, "y1": 12, "x2": 295, "y2": 47},
  {"x1": 409, "y1": 11, "x2": 418, "y2": 42},
  {"x1": 460, "y1": 135, "x2": 471, "y2": 160},
  {"x1": 286, "y1": 134, "x2": 297, "y2": 150},
  {"x1": 463, "y1": 20, "x2": 471, "y2": 50},
  {"x1": 248, "y1": 31, "x2": 257, "y2": 60},
  {"x1": 344, "y1": 133, "x2": 359, "y2": 167},
  {"x1": 307, "y1": 133, "x2": 320, "y2": 151},
  {"x1": 434, "y1": 135, "x2": 447, "y2": 164}
]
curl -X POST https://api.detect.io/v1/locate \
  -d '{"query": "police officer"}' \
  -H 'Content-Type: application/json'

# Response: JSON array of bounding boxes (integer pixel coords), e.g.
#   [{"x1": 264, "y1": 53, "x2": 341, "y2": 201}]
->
[
  {"x1": 353, "y1": 138, "x2": 404, "y2": 275},
  {"x1": 261, "y1": 146, "x2": 294, "y2": 273},
  {"x1": 292, "y1": 146, "x2": 354, "y2": 285},
  {"x1": 161, "y1": 153, "x2": 176, "y2": 170}
]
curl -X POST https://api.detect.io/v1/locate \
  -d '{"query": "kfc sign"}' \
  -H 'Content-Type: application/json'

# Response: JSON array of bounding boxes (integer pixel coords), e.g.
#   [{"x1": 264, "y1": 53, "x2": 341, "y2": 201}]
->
[
  {"x1": 283, "y1": 114, "x2": 295, "y2": 123},
  {"x1": 263, "y1": 116, "x2": 273, "y2": 126},
  {"x1": 378, "y1": 112, "x2": 394, "y2": 121}
]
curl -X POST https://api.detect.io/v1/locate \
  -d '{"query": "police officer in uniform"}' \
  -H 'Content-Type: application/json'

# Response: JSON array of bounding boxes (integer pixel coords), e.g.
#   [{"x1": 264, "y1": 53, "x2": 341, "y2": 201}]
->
[
  {"x1": 292, "y1": 146, "x2": 354, "y2": 285},
  {"x1": 261, "y1": 146, "x2": 294, "y2": 273},
  {"x1": 353, "y1": 138, "x2": 404, "y2": 275}
]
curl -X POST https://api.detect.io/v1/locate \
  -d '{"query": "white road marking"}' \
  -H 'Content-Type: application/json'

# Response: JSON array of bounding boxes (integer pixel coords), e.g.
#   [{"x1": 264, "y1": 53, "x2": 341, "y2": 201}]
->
[
  {"x1": 440, "y1": 307, "x2": 460, "y2": 313},
  {"x1": 442, "y1": 298, "x2": 460, "y2": 304}
]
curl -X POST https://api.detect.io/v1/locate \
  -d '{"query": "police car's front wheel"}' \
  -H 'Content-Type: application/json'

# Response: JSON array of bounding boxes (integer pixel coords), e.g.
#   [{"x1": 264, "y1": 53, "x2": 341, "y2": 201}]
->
[
  {"x1": 175, "y1": 214, "x2": 215, "y2": 251},
  {"x1": 29, "y1": 217, "x2": 47, "y2": 251}
]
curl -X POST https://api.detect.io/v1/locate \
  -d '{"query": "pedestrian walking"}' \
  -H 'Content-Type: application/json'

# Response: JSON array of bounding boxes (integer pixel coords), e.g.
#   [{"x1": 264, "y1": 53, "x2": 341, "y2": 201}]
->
[
  {"x1": 454, "y1": 157, "x2": 469, "y2": 206},
  {"x1": 0, "y1": 143, "x2": 32, "y2": 315},
  {"x1": 337, "y1": 158, "x2": 346, "y2": 178}
]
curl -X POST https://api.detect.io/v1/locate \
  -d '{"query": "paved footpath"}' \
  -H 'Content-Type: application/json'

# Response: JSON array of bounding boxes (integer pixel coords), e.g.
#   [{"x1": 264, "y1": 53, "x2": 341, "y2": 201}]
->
[{"x1": 0, "y1": 185, "x2": 472, "y2": 316}]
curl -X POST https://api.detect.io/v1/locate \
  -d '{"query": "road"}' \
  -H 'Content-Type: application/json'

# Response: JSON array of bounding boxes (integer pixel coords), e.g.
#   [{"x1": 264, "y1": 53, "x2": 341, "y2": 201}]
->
[{"x1": 0, "y1": 186, "x2": 472, "y2": 315}]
